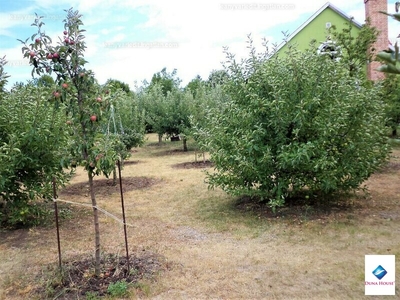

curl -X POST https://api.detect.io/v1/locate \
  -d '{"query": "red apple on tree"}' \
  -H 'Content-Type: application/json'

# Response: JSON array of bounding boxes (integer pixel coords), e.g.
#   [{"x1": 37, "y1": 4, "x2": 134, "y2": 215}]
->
[
  {"x1": 53, "y1": 52, "x2": 59, "y2": 59},
  {"x1": 90, "y1": 115, "x2": 97, "y2": 122},
  {"x1": 29, "y1": 51, "x2": 36, "y2": 58},
  {"x1": 46, "y1": 53, "x2": 53, "y2": 59},
  {"x1": 96, "y1": 97, "x2": 102, "y2": 103},
  {"x1": 63, "y1": 30, "x2": 68, "y2": 35},
  {"x1": 62, "y1": 83, "x2": 68, "y2": 89},
  {"x1": 53, "y1": 91, "x2": 60, "y2": 98},
  {"x1": 35, "y1": 38, "x2": 41, "y2": 44},
  {"x1": 66, "y1": 120, "x2": 72, "y2": 125}
]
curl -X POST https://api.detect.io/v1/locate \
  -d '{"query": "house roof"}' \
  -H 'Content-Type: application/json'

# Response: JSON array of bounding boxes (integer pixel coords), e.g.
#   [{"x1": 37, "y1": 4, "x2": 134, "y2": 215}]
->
[{"x1": 275, "y1": 2, "x2": 363, "y2": 52}]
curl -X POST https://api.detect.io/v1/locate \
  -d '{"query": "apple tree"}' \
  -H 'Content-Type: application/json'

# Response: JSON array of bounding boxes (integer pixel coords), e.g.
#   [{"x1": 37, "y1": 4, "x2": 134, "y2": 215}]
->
[
  {"x1": 198, "y1": 40, "x2": 389, "y2": 211},
  {"x1": 0, "y1": 56, "x2": 9, "y2": 93},
  {"x1": 148, "y1": 67, "x2": 181, "y2": 96},
  {"x1": 19, "y1": 8, "x2": 123, "y2": 275},
  {"x1": 0, "y1": 61, "x2": 71, "y2": 227},
  {"x1": 190, "y1": 83, "x2": 231, "y2": 159},
  {"x1": 103, "y1": 80, "x2": 146, "y2": 151},
  {"x1": 137, "y1": 82, "x2": 171, "y2": 143}
]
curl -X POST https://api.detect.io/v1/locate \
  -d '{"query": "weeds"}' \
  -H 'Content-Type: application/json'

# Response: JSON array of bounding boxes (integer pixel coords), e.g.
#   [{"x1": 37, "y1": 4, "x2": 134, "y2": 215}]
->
[{"x1": 107, "y1": 280, "x2": 129, "y2": 297}]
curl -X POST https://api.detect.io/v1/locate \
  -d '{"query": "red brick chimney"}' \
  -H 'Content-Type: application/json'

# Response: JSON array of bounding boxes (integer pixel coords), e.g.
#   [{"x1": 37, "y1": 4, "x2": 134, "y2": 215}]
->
[{"x1": 364, "y1": 0, "x2": 388, "y2": 81}]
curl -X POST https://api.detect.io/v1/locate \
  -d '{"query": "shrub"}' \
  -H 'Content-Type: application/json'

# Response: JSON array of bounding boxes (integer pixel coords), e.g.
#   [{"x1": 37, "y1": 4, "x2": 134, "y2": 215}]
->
[{"x1": 199, "y1": 41, "x2": 390, "y2": 211}]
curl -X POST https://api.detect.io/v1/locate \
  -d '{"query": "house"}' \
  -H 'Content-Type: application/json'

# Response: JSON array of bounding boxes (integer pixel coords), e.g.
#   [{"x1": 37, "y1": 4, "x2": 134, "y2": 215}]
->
[{"x1": 275, "y1": 1, "x2": 389, "y2": 81}]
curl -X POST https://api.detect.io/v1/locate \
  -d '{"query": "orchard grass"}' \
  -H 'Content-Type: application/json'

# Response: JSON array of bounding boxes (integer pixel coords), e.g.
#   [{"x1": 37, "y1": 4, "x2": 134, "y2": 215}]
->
[{"x1": 0, "y1": 133, "x2": 399, "y2": 299}]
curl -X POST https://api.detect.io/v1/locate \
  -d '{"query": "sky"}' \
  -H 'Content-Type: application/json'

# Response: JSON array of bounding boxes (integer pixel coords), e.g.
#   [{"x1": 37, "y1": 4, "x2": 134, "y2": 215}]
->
[{"x1": 0, "y1": 0, "x2": 399, "y2": 91}]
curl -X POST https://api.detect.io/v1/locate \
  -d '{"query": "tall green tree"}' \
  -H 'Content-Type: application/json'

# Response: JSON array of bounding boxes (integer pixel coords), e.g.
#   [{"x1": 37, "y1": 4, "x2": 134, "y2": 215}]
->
[
  {"x1": 148, "y1": 67, "x2": 181, "y2": 96},
  {"x1": 206, "y1": 69, "x2": 228, "y2": 88},
  {"x1": 36, "y1": 74, "x2": 55, "y2": 87},
  {"x1": 138, "y1": 82, "x2": 170, "y2": 143},
  {"x1": 165, "y1": 88, "x2": 193, "y2": 151},
  {"x1": 329, "y1": 18, "x2": 378, "y2": 78},
  {"x1": 185, "y1": 75, "x2": 204, "y2": 98},
  {"x1": 376, "y1": 12, "x2": 400, "y2": 74},
  {"x1": 376, "y1": 11, "x2": 400, "y2": 135},
  {"x1": 0, "y1": 56, "x2": 10, "y2": 93},
  {"x1": 105, "y1": 78, "x2": 132, "y2": 96},
  {"x1": 380, "y1": 74, "x2": 400, "y2": 136},
  {"x1": 191, "y1": 83, "x2": 230, "y2": 154}
]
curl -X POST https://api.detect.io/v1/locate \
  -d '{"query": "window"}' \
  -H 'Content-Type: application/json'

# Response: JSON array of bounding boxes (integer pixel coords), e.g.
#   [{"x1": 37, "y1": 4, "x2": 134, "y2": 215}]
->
[{"x1": 317, "y1": 40, "x2": 341, "y2": 61}]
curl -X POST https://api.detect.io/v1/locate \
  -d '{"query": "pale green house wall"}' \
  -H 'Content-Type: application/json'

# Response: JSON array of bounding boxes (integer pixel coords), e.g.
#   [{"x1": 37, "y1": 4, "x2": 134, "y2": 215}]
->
[{"x1": 276, "y1": 6, "x2": 362, "y2": 56}]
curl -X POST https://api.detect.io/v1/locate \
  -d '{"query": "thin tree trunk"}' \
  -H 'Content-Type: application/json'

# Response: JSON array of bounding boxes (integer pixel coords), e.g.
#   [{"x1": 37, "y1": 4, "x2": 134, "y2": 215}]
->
[
  {"x1": 158, "y1": 133, "x2": 163, "y2": 145},
  {"x1": 88, "y1": 171, "x2": 101, "y2": 276},
  {"x1": 183, "y1": 137, "x2": 188, "y2": 152},
  {"x1": 112, "y1": 167, "x2": 117, "y2": 186}
]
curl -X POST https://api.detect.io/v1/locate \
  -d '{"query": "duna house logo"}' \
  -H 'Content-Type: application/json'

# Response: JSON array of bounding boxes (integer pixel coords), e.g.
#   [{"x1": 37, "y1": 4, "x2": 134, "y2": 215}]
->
[{"x1": 372, "y1": 265, "x2": 387, "y2": 280}]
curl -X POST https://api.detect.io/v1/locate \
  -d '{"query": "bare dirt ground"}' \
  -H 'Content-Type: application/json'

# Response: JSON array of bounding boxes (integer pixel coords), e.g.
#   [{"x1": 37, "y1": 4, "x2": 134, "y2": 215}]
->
[{"x1": 1, "y1": 134, "x2": 399, "y2": 299}]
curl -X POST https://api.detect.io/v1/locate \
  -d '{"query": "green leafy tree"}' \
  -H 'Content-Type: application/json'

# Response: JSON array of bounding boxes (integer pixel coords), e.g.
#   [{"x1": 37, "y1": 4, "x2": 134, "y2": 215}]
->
[
  {"x1": 139, "y1": 68, "x2": 185, "y2": 143},
  {"x1": 105, "y1": 78, "x2": 132, "y2": 96},
  {"x1": 206, "y1": 69, "x2": 228, "y2": 88},
  {"x1": 0, "y1": 80, "x2": 71, "y2": 227},
  {"x1": 138, "y1": 82, "x2": 170, "y2": 143},
  {"x1": 0, "y1": 56, "x2": 10, "y2": 93},
  {"x1": 165, "y1": 88, "x2": 193, "y2": 151},
  {"x1": 148, "y1": 67, "x2": 181, "y2": 96},
  {"x1": 328, "y1": 19, "x2": 378, "y2": 78},
  {"x1": 380, "y1": 74, "x2": 400, "y2": 136},
  {"x1": 103, "y1": 80, "x2": 145, "y2": 150},
  {"x1": 376, "y1": 11, "x2": 400, "y2": 135},
  {"x1": 376, "y1": 12, "x2": 400, "y2": 74},
  {"x1": 185, "y1": 75, "x2": 204, "y2": 98},
  {"x1": 36, "y1": 74, "x2": 55, "y2": 87},
  {"x1": 19, "y1": 9, "x2": 123, "y2": 275},
  {"x1": 191, "y1": 83, "x2": 230, "y2": 160},
  {"x1": 199, "y1": 40, "x2": 389, "y2": 211}
]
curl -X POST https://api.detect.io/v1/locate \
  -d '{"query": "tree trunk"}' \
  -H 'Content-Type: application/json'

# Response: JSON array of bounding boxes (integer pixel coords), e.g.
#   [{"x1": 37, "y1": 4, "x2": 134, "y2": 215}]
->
[
  {"x1": 392, "y1": 127, "x2": 397, "y2": 137},
  {"x1": 183, "y1": 137, "x2": 188, "y2": 152},
  {"x1": 158, "y1": 133, "x2": 163, "y2": 145},
  {"x1": 112, "y1": 167, "x2": 117, "y2": 186},
  {"x1": 88, "y1": 171, "x2": 101, "y2": 276}
]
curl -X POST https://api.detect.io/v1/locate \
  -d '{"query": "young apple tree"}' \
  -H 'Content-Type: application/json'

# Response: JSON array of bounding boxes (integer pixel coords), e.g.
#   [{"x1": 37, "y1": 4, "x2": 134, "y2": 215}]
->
[{"x1": 19, "y1": 9, "x2": 123, "y2": 275}]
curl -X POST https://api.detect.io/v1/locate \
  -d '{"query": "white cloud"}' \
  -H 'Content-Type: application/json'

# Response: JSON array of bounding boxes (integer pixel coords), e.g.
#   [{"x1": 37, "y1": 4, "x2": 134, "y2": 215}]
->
[{"x1": 1, "y1": 0, "x2": 372, "y2": 90}]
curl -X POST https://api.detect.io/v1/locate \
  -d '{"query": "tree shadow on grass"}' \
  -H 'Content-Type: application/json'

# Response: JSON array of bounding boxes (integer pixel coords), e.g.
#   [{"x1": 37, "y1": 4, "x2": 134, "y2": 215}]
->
[
  {"x1": 59, "y1": 176, "x2": 162, "y2": 197},
  {"x1": 122, "y1": 160, "x2": 140, "y2": 166},
  {"x1": 233, "y1": 191, "x2": 360, "y2": 223},
  {"x1": 172, "y1": 160, "x2": 214, "y2": 169},
  {"x1": 150, "y1": 148, "x2": 191, "y2": 157}
]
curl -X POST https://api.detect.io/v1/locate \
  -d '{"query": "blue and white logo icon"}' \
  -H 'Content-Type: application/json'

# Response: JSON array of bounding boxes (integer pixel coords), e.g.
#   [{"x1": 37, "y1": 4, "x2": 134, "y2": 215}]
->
[{"x1": 372, "y1": 265, "x2": 387, "y2": 280}]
